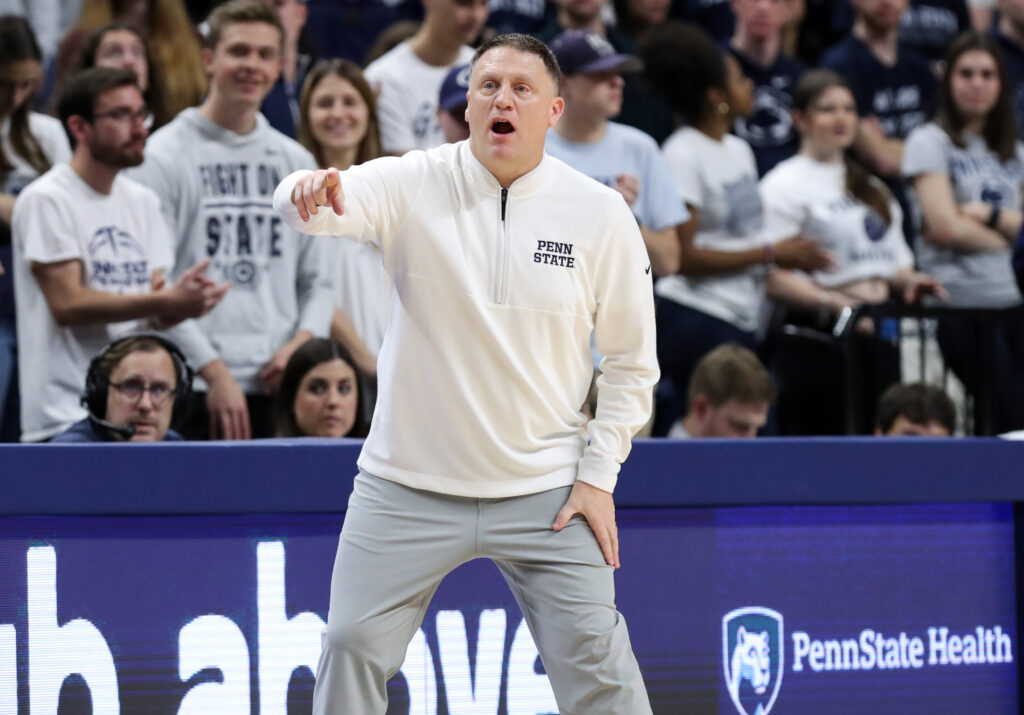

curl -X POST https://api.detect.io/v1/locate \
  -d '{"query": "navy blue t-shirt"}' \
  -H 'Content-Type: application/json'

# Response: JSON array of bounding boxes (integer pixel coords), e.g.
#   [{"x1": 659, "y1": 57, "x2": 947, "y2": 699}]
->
[
  {"x1": 670, "y1": 0, "x2": 735, "y2": 44},
  {"x1": 899, "y1": 0, "x2": 971, "y2": 64},
  {"x1": 822, "y1": 35, "x2": 936, "y2": 139},
  {"x1": 994, "y1": 32, "x2": 1024, "y2": 141},
  {"x1": 728, "y1": 46, "x2": 806, "y2": 177}
]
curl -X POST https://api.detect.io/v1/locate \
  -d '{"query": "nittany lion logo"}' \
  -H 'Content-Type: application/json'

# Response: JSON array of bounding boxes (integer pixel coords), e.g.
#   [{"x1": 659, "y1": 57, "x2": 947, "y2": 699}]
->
[{"x1": 723, "y1": 607, "x2": 784, "y2": 715}]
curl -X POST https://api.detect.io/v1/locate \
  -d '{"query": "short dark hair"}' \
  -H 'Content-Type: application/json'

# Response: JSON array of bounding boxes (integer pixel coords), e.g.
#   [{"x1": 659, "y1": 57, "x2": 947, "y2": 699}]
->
[
  {"x1": 206, "y1": 0, "x2": 284, "y2": 50},
  {"x1": 688, "y1": 344, "x2": 776, "y2": 409},
  {"x1": 57, "y1": 66, "x2": 139, "y2": 147},
  {"x1": 274, "y1": 338, "x2": 369, "y2": 438},
  {"x1": 876, "y1": 383, "x2": 957, "y2": 434},
  {"x1": 640, "y1": 21, "x2": 725, "y2": 125},
  {"x1": 471, "y1": 33, "x2": 561, "y2": 94}
]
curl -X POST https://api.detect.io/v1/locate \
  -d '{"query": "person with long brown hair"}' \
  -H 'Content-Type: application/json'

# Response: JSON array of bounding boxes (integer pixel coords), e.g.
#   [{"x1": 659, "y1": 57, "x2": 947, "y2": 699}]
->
[
  {"x1": 760, "y1": 69, "x2": 945, "y2": 434},
  {"x1": 63, "y1": 21, "x2": 171, "y2": 129},
  {"x1": 297, "y1": 59, "x2": 385, "y2": 405},
  {"x1": 59, "y1": 0, "x2": 206, "y2": 117},
  {"x1": 903, "y1": 31, "x2": 1024, "y2": 432},
  {"x1": 0, "y1": 15, "x2": 72, "y2": 441}
]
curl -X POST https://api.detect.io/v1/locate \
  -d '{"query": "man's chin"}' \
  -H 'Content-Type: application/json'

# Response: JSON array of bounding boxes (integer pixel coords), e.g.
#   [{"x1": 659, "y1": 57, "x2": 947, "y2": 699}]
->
[{"x1": 129, "y1": 425, "x2": 160, "y2": 442}]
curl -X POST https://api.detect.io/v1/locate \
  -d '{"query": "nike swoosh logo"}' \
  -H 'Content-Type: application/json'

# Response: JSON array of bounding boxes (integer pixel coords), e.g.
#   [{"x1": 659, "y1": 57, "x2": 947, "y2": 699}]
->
[{"x1": 645, "y1": 264, "x2": 651, "y2": 274}]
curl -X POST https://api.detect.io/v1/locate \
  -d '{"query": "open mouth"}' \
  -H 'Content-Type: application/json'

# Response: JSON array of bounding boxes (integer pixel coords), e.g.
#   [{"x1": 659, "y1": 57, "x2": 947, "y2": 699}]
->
[{"x1": 490, "y1": 119, "x2": 515, "y2": 135}]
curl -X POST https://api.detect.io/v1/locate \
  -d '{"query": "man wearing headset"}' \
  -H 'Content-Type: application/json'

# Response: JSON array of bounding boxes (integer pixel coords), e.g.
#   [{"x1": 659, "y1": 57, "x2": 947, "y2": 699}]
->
[{"x1": 52, "y1": 335, "x2": 191, "y2": 442}]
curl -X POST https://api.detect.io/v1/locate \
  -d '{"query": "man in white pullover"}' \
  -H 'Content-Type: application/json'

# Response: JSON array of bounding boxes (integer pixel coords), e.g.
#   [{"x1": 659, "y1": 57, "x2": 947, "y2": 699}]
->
[{"x1": 277, "y1": 33, "x2": 657, "y2": 713}]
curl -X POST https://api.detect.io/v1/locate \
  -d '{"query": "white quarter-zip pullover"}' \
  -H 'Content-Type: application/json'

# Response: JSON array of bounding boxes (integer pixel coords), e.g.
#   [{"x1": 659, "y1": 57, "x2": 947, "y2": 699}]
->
[{"x1": 274, "y1": 141, "x2": 658, "y2": 497}]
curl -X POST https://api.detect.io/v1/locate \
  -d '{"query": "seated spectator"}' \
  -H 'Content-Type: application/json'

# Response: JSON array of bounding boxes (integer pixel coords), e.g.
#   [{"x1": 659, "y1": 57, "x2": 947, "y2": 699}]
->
[
  {"x1": 59, "y1": 0, "x2": 206, "y2": 118},
  {"x1": 903, "y1": 32, "x2": 1024, "y2": 432},
  {"x1": 53, "y1": 334, "x2": 192, "y2": 442},
  {"x1": 760, "y1": 69, "x2": 944, "y2": 434},
  {"x1": 274, "y1": 337, "x2": 368, "y2": 438},
  {"x1": 0, "y1": 15, "x2": 72, "y2": 442},
  {"x1": 297, "y1": 59, "x2": 386, "y2": 400},
  {"x1": 437, "y1": 62, "x2": 470, "y2": 143},
  {"x1": 667, "y1": 343, "x2": 776, "y2": 438},
  {"x1": 11, "y1": 67, "x2": 226, "y2": 442},
  {"x1": 639, "y1": 22, "x2": 830, "y2": 433},
  {"x1": 874, "y1": 382, "x2": 956, "y2": 435},
  {"x1": 364, "y1": 0, "x2": 488, "y2": 154},
  {"x1": 728, "y1": 0, "x2": 807, "y2": 177},
  {"x1": 63, "y1": 21, "x2": 171, "y2": 129},
  {"x1": 546, "y1": 30, "x2": 687, "y2": 278}
]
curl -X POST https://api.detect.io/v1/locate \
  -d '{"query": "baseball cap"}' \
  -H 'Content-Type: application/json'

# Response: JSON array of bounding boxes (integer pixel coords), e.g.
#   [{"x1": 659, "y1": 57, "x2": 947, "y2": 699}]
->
[
  {"x1": 548, "y1": 30, "x2": 642, "y2": 76},
  {"x1": 439, "y1": 63, "x2": 472, "y2": 112}
]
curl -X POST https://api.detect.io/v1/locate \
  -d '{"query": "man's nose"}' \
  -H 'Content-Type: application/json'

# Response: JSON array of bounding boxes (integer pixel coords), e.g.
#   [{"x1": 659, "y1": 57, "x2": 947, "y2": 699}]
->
[{"x1": 494, "y1": 83, "x2": 514, "y2": 106}]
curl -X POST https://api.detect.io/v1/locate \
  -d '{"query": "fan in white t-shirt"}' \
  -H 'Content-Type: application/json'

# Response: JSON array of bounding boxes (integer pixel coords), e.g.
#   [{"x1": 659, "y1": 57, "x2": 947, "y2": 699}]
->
[
  {"x1": 364, "y1": 0, "x2": 489, "y2": 155},
  {"x1": 759, "y1": 69, "x2": 945, "y2": 434},
  {"x1": 11, "y1": 67, "x2": 227, "y2": 441},
  {"x1": 638, "y1": 23, "x2": 832, "y2": 431},
  {"x1": 760, "y1": 70, "x2": 946, "y2": 319}
]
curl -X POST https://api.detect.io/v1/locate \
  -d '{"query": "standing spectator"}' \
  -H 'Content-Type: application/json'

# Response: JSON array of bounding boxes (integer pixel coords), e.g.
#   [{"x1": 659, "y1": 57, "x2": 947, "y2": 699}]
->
[
  {"x1": 540, "y1": 0, "x2": 675, "y2": 142},
  {"x1": 546, "y1": 30, "x2": 688, "y2": 278},
  {"x1": 669, "y1": 0, "x2": 736, "y2": 44},
  {"x1": 297, "y1": 59, "x2": 386, "y2": 399},
  {"x1": 760, "y1": 69, "x2": 944, "y2": 434},
  {"x1": 436, "y1": 62, "x2": 471, "y2": 142},
  {"x1": 874, "y1": 382, "x2": 956, "y2": 435},
  {"x1": 364, "y1": 0, "x2": 488, "y2": 155},
  {"x1": 821, "y1": 0, "x2": 936, "y2": 199},
  {"x1": 60, "y1": 0, "x2": 207, "y2": 118},
  {"x1": 52, "y1": 334, "x2": 193, "y2": 442},
  {"x1": 274, "y1": 337, "x2": 368, "y2": 438},
  {"x1": 63, "y1": 21, "x2": 171, "y2": 129},
  {"x1": 667, "y1": 343, "x2": 776, "y2": 438},
  {"x1": 0, "y1": 1, "x2": 62, "y2": 65},
  {"x1": 130, "y1": 0, "x2": 336, "y2": 440},
  {"x1": 0, "y1": 16, "x2": 72, "y2": 442},
  {"x1": 260, "y1": 0, "x2": 317, "y2": 138},
  {"x1": 993, "y1": 0, "x2": 1024, "y2": 139},
  {"x1": 729, "y1": 0, "x2": 807, "y2": 177},
  {"x1": 899, "y1": 0, "x2": 971, "y2": 68},
  {"x1": 12, "y1": 67, "x2": 225, "y2": 442},
  {"x1": 903, "y1": 32, "x2": 1024, "y2": 432},
  {"x1": 640, "y1": 22, "x2": 830, "y2": 432}
]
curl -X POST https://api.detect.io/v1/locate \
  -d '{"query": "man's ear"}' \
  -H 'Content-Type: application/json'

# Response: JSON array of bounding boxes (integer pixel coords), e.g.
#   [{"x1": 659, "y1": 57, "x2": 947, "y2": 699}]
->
[
  {"x1": 202, "y1": 46, "x2": 215, "y2": 75},
  {"x1": 692, "y1": 394, "x2": 710, "y2": 421},
  {"x1": 66, "y1": 115, "x2": 88, "y2": 146},
  {"x1": 548, "y1": 96, "x2": 564, "y2": 128}
]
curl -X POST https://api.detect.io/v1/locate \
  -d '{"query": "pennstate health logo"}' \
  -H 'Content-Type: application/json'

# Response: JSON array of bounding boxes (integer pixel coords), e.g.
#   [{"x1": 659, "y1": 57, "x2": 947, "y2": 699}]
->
[{"x1": 723, "y1": 607, "x2": 784, "y2": 715}]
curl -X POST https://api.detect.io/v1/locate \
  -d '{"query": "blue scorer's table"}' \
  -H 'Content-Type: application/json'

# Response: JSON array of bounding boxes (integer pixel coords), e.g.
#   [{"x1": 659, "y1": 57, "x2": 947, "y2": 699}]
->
[{"x1": 0, "y1": 438, "x2": 1021, "y2": 714}]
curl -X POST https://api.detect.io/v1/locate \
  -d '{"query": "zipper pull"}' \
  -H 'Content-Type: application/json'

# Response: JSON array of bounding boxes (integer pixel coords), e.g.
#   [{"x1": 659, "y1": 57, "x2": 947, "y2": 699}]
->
[{"x1": 501, "y1": 187, "x2": 508, "y2": 221}]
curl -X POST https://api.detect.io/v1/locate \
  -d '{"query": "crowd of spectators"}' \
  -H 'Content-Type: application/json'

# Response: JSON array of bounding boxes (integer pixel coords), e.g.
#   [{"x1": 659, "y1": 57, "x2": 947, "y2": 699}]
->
[{"x1": 2, "y1": 0, "x2": 1023, "y2": 444}]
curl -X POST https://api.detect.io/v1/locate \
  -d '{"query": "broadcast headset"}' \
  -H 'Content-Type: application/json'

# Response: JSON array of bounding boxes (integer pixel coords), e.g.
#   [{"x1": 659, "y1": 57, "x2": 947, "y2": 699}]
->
[{"x1": 82, "y1": 334, "x2": 193, "y2": 438}]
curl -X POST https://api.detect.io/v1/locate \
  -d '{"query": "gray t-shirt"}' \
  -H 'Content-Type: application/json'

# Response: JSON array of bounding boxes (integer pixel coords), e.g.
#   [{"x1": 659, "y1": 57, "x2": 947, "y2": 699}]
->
[{"x1": 902, "y1": 122, "x2": 1024, "y2": 307}]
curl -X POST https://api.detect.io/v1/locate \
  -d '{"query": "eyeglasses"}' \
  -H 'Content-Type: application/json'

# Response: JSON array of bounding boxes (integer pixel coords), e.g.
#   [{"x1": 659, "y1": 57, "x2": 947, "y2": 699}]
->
[
  {"x1": 93, "y1": 107, "x2": 153, "y2": 128},
  {"x1": 109, "y1": 379, "x2": 175, "y2": 406}
]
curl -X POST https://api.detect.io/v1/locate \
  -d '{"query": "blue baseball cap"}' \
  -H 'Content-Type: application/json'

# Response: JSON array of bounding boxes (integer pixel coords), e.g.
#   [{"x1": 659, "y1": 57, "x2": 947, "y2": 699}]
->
[
  {"x1": 548, "y1": 30, "x2": 642, "y2": 76},
  {"x1": 439, "y1": 63, "x2": 472, "y2": 112}
]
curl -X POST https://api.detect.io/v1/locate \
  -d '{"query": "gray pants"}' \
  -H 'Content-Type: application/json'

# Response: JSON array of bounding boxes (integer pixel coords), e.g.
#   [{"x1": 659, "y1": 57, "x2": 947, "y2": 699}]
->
[{"x1": 313, "y1": 471, "x2": 652, "y2": 714}]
